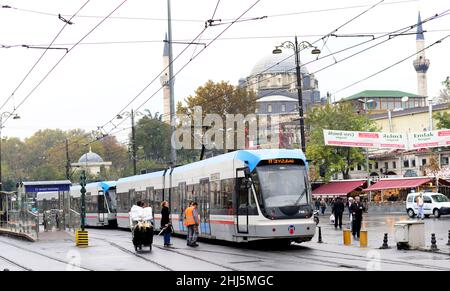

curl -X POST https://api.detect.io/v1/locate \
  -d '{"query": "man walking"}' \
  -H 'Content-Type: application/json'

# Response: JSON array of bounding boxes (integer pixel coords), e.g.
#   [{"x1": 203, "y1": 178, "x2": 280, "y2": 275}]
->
[
  {"x1": 184, "y1": 201, "x2": 199, "y2": 247},
  {"x1": 416, "y1": 193, "x2": 424, "y2": 220},
  {"x1": 350, "y1": 196, "x2": 365, "y2": 240},
  {"x1": 332, "y1": 197, "x2": 345, "y2": 229}
]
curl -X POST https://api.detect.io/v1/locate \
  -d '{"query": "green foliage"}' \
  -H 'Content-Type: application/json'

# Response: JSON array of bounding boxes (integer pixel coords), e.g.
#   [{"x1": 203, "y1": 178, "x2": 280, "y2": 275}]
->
[
  {"x1": 434, "y1": 77, "x2": 450, "y2": 129},
  {"x1": 306, "y1": 103, "x2": 379, "y2": 181}
]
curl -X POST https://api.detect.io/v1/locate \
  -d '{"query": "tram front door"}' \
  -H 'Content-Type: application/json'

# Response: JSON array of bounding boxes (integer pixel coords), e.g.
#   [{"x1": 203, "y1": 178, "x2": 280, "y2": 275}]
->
[{"x1": 235, "y1": 168, "x2": 250, "y2": 234}]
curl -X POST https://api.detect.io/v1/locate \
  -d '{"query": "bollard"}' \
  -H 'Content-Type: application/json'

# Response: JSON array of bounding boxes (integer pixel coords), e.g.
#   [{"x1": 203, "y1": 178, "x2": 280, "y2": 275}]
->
[
  {"x1": 430, "y1": 233, "x2": 439, "y2": 251},
  {"x1": 447, "y1": 230, "x2": 450, "y2": 246},
  {"x1": 380, "y1": 233, "x2": 390, "y2": 249},
  {"x1": 360, "y1": 230, "x2": 368, "y2": 248},
  {"x1": 76, "y1": 229, "x2": 89, "y2": 248},
  {"x1": 343, "y1": 229, "x2": 351, "y2": 246},
  {"x1": 318, "y1": 226, "x2": 323, "y2": 243}
]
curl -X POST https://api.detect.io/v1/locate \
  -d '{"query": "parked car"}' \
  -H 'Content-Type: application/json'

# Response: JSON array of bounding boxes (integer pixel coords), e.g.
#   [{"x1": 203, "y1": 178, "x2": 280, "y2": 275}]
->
[{"x1": 406, "y1": 192, "x2": 450, "y2": 218}]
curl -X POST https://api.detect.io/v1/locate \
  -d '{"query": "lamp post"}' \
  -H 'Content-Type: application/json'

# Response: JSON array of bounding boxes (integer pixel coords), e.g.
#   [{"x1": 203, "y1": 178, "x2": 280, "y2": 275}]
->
[
  {"x1": 117, "y1": 110, "x2": 143, "y2": 175},
  {"x1": 272, "y1": 36, "x2": 320, "y2": 153},
  {"x1": 0, "y1": 112, "x2": 20, "y2": 191},
  {"x1": 358, "y1": 99, "x2": 374, "y2": 201}
]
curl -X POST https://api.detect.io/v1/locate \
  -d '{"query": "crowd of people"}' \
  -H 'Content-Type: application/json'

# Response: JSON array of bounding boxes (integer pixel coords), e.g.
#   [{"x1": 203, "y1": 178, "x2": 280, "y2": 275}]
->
[
  {"x1": 314, "y1": 196, "x2": 367, "y2": 241},
  {"x1": 129, "y1": 200, "x2": 201, "y2": 248}
]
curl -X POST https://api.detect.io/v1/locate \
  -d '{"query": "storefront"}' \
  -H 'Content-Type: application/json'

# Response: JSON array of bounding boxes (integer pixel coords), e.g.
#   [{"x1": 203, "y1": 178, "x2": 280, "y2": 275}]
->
[
  {"x1": 363, "y1": 177, "x2": 434, "y2": 202},
  {"x1": 312, "y1": 179, "x2": 367, "y2": 199}
]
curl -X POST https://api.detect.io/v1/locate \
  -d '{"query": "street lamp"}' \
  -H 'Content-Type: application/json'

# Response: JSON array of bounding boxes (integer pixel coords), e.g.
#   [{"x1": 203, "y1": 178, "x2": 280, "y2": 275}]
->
[
  {"x1": 272, "y1": 37, "x2": 321, "y2": 153},
  {"x1": 0, "y1": 112, "x2": 20, "y2": 191},
  {"x1": 116, "y1": 110, "x2": 143, "y2": 175}
]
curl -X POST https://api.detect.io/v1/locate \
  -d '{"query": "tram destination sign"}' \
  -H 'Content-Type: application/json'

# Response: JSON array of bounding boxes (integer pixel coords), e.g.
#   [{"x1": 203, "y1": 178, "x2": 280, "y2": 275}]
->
[{"x1": 323, "y1": 130, "x2": 408, "y2": 149}]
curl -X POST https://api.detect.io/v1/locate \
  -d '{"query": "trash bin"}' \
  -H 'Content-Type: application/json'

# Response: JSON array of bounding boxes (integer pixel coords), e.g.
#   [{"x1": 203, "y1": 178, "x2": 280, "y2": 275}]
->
[{"x1": 394, "y1": 220, "x2": 425, "y2": 250}]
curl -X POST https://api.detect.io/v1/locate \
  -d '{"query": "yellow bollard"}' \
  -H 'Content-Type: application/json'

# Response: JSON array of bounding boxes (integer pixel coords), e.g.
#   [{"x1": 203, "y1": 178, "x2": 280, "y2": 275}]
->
[
  {"x1": 343, "y1": 229, "x2": 351, "y2": 246},
  {"x1": 76, "y1": 230, "x2": 89, "y2": 248},
  {"x1": 360, "y1": 230, "x2": 368, "y2": 248}
]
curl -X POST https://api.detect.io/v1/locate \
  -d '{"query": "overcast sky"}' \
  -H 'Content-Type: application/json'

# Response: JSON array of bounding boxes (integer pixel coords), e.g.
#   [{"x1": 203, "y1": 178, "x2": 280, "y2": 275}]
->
[{"x1": 0, "y1": 0, "x2": 449, "y2": 144}]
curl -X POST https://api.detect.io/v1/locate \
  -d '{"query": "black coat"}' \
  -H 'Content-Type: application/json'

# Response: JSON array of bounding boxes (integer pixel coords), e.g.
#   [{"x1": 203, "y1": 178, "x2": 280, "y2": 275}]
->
[
  {"x1": 161, "y1": 206, "x2": 171, "y2": 227},
  {"x1": 350, "y1": 202, "x2": 365, "y2": 221},
  {"x1": 332, "y1": 200, "x2": 345, "y2": 214}
]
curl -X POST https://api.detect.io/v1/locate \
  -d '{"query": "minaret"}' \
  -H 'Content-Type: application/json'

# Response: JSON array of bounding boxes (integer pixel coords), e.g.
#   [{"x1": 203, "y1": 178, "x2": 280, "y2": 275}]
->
[
  {"x1": 413, "y1": 12, "x2": 430, "y2": 99},
  {"x1": 161, "y1": 33, "x2": 171, "y2": 124}
]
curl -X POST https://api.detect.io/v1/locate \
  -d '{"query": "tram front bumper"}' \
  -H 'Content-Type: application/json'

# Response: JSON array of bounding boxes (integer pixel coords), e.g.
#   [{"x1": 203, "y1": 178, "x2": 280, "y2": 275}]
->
[{"x1": 250, "y1": 218, "x2": 316, "y2": 240}]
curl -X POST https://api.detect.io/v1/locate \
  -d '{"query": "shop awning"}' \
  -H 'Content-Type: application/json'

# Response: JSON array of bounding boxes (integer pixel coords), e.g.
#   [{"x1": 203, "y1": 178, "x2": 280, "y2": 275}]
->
[
  {"x1": 313, "y1": 180, "x2": 367, "y2": 197},
  {"x1": 363, "y1": 178, "x2": 432, "y2": 192}
]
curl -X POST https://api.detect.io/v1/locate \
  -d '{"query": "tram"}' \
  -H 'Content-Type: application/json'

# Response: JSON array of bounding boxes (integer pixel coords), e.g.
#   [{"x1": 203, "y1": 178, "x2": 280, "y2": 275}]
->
[
  {"x1": 116, "y1": 149, "x2": 316, "y2": 244},
  {"x1": 70, "y1": 181, "x2": 117, "y2": 227}
]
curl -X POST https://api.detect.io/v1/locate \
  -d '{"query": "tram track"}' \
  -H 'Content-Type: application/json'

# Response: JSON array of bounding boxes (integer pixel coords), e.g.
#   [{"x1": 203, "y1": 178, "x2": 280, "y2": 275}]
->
[
  {"x1": 0, "y1": 239, "x2": 94, "y2": 271},
  {"x1": 0, "y1": 255, "x2": 32, "y2": 271},
  {"x1": 91, "y1": 234, "x2": 240, "y2": 271},
  {"x1": 294, "y1": 245, "x2": 450, "y2": 271}
]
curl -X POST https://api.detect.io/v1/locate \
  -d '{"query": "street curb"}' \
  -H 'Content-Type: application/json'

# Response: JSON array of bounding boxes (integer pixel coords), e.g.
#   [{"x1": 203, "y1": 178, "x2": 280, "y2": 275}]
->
[{"x1": 417, "y1": 246, "x2": 450, "y2": 255}]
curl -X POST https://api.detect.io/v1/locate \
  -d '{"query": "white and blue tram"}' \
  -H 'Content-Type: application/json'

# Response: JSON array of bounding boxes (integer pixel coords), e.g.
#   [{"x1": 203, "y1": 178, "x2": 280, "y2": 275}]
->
[
  {"x1": 70, "y1": 181, "x2": 117, "y2": 227},
  {"x1": 116, "y1": 149, "x2": 316, "y2": 243}
]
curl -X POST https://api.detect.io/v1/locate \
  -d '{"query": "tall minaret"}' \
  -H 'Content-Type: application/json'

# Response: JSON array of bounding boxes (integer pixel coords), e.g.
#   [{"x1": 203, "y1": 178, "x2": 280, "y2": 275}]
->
[
  {"x1": 161, "y1": 33, "x2": 171, "y2": 124},
  {"x1": 413, "y1": 12, "x2": 430, "y2": 99}
]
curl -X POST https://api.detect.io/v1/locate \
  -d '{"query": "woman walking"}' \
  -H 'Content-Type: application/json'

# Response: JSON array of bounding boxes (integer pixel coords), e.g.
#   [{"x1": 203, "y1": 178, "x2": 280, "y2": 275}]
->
[{"x1": 161, "y1": 201, "x2": 172, "y2": 247}]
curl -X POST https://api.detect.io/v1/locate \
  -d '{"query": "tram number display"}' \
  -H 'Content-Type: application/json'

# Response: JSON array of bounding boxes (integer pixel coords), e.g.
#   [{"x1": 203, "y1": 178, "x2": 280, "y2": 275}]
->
[{"x1": 263, "y1": 159, "x2": 302, "y2": 165}]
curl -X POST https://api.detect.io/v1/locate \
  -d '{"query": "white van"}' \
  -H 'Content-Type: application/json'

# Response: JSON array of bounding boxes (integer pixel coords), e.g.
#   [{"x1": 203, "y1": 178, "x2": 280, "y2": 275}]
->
[{"x1": 406, "y1": 192, "x2": 450, "y2": 218}]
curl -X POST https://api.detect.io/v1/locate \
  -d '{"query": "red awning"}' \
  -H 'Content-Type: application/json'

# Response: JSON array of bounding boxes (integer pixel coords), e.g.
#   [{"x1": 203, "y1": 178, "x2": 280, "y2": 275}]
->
[
  {"x1": 313, "y1": 180, "x2": 366, "y2": 197},
  {"x1": 363, "y1": 178, "x2": 432, "y2": 192}
]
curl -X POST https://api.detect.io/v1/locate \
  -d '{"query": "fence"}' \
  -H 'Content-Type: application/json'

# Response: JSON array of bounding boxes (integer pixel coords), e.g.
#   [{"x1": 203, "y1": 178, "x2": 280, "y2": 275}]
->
[{"x1": 0, "y1": 209, "x2": 39, "y2": 240}]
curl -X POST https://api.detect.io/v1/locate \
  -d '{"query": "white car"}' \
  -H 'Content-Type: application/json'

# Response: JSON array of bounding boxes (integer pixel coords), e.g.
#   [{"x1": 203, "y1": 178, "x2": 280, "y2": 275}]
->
[{"x1": 406, "y1": 192, "x2": 450, "y2": 218}]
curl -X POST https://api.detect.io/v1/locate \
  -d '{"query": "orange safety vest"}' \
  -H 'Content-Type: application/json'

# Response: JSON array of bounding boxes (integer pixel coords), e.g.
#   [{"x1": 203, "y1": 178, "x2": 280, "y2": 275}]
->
[{"x1": 184, "y1": 206, "x2": 196, "y2": 226}]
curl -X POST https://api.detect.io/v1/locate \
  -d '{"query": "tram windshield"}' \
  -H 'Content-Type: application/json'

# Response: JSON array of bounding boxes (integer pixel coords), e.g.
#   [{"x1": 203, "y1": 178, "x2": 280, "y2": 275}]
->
[
  {"x1": 106, "y1": 190, "x2": 117, "y2": 212},
  {"x1": 254, "y1": 164, "x2": 310, "y2": 208}
]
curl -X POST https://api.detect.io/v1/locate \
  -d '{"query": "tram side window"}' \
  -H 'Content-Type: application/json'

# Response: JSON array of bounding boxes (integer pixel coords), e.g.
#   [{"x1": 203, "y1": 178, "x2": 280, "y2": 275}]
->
[
  {"x1": 216, "y1": 179, "x2": 234, "y2": 215},
  {"x1": 186, "y1": 185, "x2": 194, "y2": 205},
  {"x1": 210, "y1": 181, "x2": 220, "y2": 214},
  {"x1": 154, "y1": 189, "x2": 163, "y2": 213},
  {"x1": 117, "y1": 192, "x2": 130, "y2": 213},
  {"x1": 170, "y1": 187, "x2": 179, "y2": 215}
]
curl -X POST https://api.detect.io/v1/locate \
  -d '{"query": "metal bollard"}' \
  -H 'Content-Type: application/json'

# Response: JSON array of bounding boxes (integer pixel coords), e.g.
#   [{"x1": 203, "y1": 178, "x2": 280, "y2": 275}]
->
[
  {"x1": 318, "y1": 226, "x2": 323, "y2": 243},
  {"x1": 447, "y1": 230, "x2": 450, "y2": 246},
  {"x1": 343, "y1": 229, "x2": 351, "y2": 246},
  {"x1": 380, "y1": 233, "x2": 390, "y2": 249},
  {"x1": 430, "y1": 233, "x2": 439, "y2": 251},
  {"x1": 360, "y1": 230, "x2": 368, "y2": 248}
]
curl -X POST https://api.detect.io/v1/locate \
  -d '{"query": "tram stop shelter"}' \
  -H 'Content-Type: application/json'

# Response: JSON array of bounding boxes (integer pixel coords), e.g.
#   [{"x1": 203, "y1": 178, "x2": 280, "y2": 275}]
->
[{"x1": 312, "y1": 179, "x2": 367, "y2": 199}]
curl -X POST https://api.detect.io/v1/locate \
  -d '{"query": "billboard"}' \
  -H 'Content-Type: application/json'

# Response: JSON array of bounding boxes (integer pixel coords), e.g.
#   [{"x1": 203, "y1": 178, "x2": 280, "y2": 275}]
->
[
  {"x1": 323, "y1": 130, "x2": 409, "y2": 149},
  {"x1": 324, "y1": 129, "x2": 450, "y2": 150},
  {"x1": 409, "y1": 129, "x2": 450, "y2": 149}
]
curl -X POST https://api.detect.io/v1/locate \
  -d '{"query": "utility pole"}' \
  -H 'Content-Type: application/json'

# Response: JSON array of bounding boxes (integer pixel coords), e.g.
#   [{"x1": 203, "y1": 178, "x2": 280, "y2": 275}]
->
[
  {"x1": 294, "y1": 36, "x2": 306, "y2": 154},
  {"x1": 65, "y1": 139, "x2": 71, "y2": 180},
  {"x1": 80, "y1": 170, "x2": 86, "y2": 231},
  {"x1": 131, "y1": 109, "x2": 137, "y2": 175},
  {"x1": 167, "y1": 0, "x2": 177, "y2": 166}
]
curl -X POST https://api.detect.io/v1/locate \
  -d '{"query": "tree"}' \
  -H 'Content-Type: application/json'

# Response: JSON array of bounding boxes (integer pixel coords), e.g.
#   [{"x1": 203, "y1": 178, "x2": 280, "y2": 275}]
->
[
  {"x1": 434, "y1": 77, "x2": 450, "y2": 128},
  {"x1": 177, "y1": 80, "x2": 257, "y2": 118},
  {"x1": 306, "y1": 103, "x2": 379, "y2": 181}
]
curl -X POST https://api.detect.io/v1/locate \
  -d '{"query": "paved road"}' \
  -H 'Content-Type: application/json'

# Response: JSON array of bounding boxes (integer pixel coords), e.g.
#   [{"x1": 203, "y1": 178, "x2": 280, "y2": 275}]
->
[{"x1": 0, "y1": 214, "x2": 449, "y2": 271}]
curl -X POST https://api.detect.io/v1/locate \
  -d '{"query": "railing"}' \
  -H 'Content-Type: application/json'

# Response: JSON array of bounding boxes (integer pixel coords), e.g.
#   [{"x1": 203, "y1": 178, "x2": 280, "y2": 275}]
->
[{"x1": 1, "y1": 210, "x2": 39, "y2": 240}]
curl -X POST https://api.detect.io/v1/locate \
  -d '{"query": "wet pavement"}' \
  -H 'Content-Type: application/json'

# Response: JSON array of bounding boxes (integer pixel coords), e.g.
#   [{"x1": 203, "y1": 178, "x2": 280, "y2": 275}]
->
[{"x1": 0, "y1": 214, "x2": 449, "y2": 271}]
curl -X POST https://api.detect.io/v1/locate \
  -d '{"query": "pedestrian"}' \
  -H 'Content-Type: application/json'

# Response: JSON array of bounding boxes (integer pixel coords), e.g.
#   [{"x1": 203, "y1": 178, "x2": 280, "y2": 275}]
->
[
  {"x1": 315, "y1": 199, "x2": 321, "y2": 211},
  {"x1": 320, "y1": 199, "x2": 327, "y2": 215},
  {"x1": 130, "y1": 200, "x2": 144, "y2": 223},
  {"x1": 184, "y1": 201, "x2": 199, "y2": 247},
  {"x1": 160, "y1": 201, "x2": 173, "y2": 247},
  {"x1": 350, "y1": 196, "x2": 365, "y2": 240},
  {"x1": 332, "y1": 197, "x2": 345, "y2": 229},
  {"x1": 416, "y1": 193, "x2": 424, "y2": 220}
]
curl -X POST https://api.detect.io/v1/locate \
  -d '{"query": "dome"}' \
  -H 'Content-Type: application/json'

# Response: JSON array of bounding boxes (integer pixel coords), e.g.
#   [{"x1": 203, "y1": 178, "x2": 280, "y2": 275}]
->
[
  {"x1": 250, "y1": 51, "x2": 309, "y2": 77},
  {"x1": 78, "y1": 150, "x2": 104, "y2": 164}
]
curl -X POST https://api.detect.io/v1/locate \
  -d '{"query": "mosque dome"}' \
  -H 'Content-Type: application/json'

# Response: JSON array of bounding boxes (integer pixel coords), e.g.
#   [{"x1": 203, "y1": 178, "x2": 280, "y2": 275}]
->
[
  {"x1": 78, "y1": 149, "x2": 104, "y2": 164},
  {"x1": 250, "y1": 50, "x2": 309, "y2": 76}
]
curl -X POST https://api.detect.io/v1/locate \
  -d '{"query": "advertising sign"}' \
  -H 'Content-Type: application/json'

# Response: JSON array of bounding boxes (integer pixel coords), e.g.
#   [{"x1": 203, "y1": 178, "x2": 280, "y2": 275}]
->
[
  {"x1": 323, "y1": 130, "x2": 408, "y2": 149},
  {"x1": 409, "y1": 129, "x2": 450, "y2": 150}
]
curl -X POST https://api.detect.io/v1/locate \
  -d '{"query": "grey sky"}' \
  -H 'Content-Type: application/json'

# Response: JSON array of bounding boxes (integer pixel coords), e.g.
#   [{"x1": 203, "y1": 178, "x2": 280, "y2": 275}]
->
[{"x1": 0, "y1": 0, "x2": 449, "y2": 144}]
